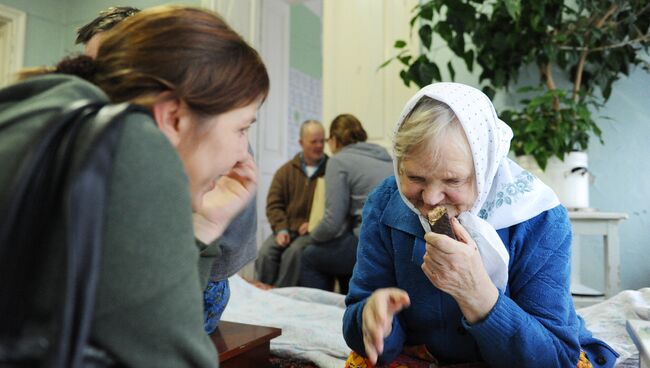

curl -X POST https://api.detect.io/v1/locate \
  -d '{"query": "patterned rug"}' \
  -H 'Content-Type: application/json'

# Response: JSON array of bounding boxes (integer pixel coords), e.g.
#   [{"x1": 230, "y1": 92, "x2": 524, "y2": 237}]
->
[{"x1": 269, "y1": 355, "x2": 319, "y2": 368}]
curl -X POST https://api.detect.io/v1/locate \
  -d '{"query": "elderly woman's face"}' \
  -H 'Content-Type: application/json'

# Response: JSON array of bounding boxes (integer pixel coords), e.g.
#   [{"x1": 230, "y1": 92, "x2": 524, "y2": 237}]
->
[{"x1": 398, "y1": 141, "x2": 477, "y2": 218}]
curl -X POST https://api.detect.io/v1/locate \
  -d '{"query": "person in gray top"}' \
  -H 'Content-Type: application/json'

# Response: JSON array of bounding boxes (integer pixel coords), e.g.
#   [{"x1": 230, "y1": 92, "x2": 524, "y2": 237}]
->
[{"x1": 300, "y1": 114, "x2": 393, "y2": 293}]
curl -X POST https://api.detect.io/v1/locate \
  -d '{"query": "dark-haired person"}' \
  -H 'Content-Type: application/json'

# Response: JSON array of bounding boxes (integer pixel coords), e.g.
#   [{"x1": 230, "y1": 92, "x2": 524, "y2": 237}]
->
[
  {"x1": 74, "y1": 4, "x2": 256, "y2": 337},
  {"x1": 299, "y1": 114, "x2": 393, "y2": 293},
  {"x1": 0, "y1": 6, "x2": 269, "y2": 367},
  {"x1": 75, "y1": 6, "x2": 140, "y2": 58}
]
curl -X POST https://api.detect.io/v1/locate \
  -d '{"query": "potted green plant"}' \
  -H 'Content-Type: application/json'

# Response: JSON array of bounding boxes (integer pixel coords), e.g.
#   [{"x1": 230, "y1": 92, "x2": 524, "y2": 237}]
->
[{"x1": 383, "y1": 0, "x2": 650, "y2": 207}]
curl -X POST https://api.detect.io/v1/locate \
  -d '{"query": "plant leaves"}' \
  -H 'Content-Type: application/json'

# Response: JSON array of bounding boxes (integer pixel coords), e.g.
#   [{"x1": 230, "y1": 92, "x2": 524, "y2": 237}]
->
[
  {"x1": 463, "y1": 50, "x2": 474, "y2": 72},
  {"x1": 447, "y1": 61, "x2": 456, "y2": 81},
  {"x1": 523, "y1": 140, "x2": 537, "y2": 154},
  {"x1": 398, "y1": 55, "x2": 412, "y2": 66},
  {"x1": 385, "y1": 0, "x2": 650, "y2": 167},
  {"x1": 418, "y1": 59, "x2": 442, "y2": 84},
  {"x1": 399, "y1": 70, "x2": 412, "y2": 87},
  {"x1": 419, "y1": 24, "x2": 433, "y2": 50},
  {"x1": 378, "y1": 58, "x2": 394, "y2": 70},
  {"x1": 418, "y1": 1, "x2": 434, "y2": 21},
  {"x1": 503, "y1": 0, "x2": 521, "y2": 20}
]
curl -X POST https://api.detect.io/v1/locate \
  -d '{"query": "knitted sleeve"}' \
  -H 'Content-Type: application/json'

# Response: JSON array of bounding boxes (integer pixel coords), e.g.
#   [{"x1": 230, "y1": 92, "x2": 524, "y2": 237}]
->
[
  {"x1": 343, "y1": 178, "x2": 407, "y2": 364},
  {"x1": 463, "y1": 206, "x2": 584, "y2": 367}
]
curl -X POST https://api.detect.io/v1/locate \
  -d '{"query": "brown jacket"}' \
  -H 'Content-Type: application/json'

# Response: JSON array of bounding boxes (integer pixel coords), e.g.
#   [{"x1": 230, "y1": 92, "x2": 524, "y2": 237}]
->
[{"x1": 266, "y1": 153, "x2": 328, "y2": 233}]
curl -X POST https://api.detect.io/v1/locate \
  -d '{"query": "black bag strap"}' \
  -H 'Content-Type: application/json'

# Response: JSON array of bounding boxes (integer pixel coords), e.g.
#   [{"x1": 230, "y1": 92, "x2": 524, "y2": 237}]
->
[{"x1": 0, "y1": 99, "x2": 148, "y2": 368}]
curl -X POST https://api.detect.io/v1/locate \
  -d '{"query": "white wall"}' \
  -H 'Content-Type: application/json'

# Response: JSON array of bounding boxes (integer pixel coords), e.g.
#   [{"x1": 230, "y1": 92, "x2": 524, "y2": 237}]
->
[
  {"x1": 322, "y1": 0, "x2": 420, "y2": 149},
  {"x1": 0, "y1": 3, "x2": 25, "y2": 87}
]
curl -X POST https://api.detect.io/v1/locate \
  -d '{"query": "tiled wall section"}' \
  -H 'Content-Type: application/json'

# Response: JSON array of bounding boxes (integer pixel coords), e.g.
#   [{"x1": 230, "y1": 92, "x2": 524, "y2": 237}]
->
[{"x1": 288, "y1": 68, "x2": 322, "y2": 158}]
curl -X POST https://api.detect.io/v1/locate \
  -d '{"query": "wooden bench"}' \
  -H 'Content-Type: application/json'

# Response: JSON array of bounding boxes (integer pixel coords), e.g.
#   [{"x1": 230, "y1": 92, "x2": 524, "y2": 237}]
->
[{"x1": 210, "y1": 320, "x2": 282, "y2": 368}]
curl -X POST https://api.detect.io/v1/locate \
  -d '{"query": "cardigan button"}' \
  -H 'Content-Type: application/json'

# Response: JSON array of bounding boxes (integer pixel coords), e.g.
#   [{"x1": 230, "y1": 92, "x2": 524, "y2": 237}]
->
[
  {"x1": 456, "y1": 326, "x2": 467, "y2": 335},
  {"x1": 595, "y1": 355, "x2": 606, "y2": 365}
]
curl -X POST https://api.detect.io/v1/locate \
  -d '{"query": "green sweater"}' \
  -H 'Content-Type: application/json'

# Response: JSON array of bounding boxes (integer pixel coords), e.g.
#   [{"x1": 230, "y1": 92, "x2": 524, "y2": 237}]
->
[{"x1": 0, "y1": 75, "x2": 218, "y2": 367}]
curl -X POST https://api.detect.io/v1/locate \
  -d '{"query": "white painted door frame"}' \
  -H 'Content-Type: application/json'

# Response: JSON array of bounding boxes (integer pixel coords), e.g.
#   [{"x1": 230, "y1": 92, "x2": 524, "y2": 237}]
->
[
  {"x1": 0, "y1": 4, "x2": 26, "y2": 87},
  {"x1": 256, "y1": 0, "x2": 290, "y2": 254},
  {"x1": 201, "y1": 0, "x2": 291, "y2": 278}
]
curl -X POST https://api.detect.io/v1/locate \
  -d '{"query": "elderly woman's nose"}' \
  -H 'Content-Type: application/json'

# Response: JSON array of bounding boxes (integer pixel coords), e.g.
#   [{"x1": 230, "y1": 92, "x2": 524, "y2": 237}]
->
[{"x1": 422, "y1": 184, "x2": 444, "y2": 205}]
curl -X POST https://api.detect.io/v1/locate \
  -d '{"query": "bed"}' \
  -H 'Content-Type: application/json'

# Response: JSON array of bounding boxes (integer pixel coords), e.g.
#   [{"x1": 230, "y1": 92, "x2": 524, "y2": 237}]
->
[
  {"x1": 221, "y1": 275, "x2": 650, "y2": 368},
  {"x1": 221, "y1": 275, "x2": 349, "y2": 367}
]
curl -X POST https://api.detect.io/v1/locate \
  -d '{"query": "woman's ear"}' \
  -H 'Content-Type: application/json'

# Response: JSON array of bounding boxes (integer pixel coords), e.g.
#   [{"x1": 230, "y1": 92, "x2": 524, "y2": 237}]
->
[{"x1": 152, "y1": 97, "x2": 182, "y2": 147}]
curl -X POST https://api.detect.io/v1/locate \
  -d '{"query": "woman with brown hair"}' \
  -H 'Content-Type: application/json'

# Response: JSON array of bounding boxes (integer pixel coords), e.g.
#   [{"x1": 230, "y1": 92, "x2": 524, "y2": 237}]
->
[
  {"x1": 300, "y1": 114, "x2": 393, "y2": 293},
  {"x1": 0, "y1": 6, "x2": 268, "y2": 368}
]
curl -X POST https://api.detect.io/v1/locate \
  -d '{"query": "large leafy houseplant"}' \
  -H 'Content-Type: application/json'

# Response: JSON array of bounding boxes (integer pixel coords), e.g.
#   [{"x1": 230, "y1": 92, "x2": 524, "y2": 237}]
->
[{"x1": 385, "y1": 0, "x2": 650, "y2": 169}]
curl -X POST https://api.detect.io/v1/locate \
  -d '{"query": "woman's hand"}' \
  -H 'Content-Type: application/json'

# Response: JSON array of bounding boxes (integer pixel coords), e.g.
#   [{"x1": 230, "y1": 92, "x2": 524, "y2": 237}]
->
[
  {"x1": 193, "y1": 154, "x2": 258, "y2": 244},
  {"x1": 298, "y1": 222, "x2": 309, "y2": 236},
  {"x1": 361, "y1": 288, "x2": 410, "y2": 364},
  {"x1": 421, "y1": 217, "x2": 498, "y2": 324},
  {"x1": 275, "y1": 232, "x2": 290, "y2": 247}
]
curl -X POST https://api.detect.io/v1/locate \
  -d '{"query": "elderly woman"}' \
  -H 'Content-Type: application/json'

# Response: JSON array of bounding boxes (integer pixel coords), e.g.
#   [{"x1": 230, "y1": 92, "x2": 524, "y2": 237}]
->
[
  {"x1": 300, "y1": 114, "x2": 393, "y2": 293},
  {"x1": 342, "y1": 83, "x2": 617, "y2": 367}
]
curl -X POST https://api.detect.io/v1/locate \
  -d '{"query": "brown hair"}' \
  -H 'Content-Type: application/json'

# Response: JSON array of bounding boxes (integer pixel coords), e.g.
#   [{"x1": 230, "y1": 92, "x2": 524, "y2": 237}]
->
[
  {"x1": 329, "y1": 114, "x2": 367, "y2": 147},
  {"x1": 91, "y1": 5, "x2": 269, "y2": 117}
]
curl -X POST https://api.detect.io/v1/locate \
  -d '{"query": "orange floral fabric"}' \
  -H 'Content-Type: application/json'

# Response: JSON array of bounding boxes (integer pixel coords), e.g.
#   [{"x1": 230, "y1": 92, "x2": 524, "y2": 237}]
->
[{"x1": 345, "y1": 348, "x2": 592, "y2": 368}]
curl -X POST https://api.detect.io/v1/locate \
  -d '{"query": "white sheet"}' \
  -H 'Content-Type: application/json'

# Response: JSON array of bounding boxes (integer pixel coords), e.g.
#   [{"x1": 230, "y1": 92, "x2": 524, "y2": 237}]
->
[
  {"x1": 578, "y1": 288, "x2": 650, "y2": 367},
  {"x1": 223, "y1": 275, "x2": 649, "y2": 368},
  {"x1": 221, "y1": 275, "x2": 349, "y2": 368}
]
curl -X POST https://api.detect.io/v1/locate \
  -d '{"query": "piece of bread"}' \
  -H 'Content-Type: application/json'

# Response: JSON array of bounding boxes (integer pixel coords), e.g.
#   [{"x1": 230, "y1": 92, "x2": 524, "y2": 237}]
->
[{"x1": 427, "y1": 206, "x2": 457, "y2": 240}]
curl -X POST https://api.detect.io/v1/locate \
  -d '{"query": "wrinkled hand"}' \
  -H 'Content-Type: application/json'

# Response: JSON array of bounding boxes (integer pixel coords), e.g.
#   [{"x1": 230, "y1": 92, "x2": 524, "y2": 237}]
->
[
  {"x1": 421, "y1": 217, "x2": 498, "y2": 324},
  {"x1": 193, "y1": 154, "x2": 257, "y2": 244},
  {"x1": 361, "y1": 288, "x2": 410, "y2": 364},
  {"x1": 275, "y1": 232, "x2": 290, "y2": 247},
  {"x1": 298, "y1": 222, "x2": 309, "y2": 236}
]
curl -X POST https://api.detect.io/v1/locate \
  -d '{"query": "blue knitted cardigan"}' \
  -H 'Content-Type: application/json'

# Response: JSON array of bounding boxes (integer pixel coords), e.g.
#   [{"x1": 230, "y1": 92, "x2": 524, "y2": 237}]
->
[{"x1": 343, "y1": 176, "x2": 617, "y2": 367}]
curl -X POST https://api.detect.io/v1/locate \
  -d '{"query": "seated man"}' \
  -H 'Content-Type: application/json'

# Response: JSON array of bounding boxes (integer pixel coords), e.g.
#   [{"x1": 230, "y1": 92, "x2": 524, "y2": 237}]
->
[{"x1": 255, "y1": 120, "x2": 327, "y2": 287}]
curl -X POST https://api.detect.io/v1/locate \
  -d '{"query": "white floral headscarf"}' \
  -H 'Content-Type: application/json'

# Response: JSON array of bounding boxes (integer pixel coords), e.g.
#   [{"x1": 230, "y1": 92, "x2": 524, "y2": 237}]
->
[{"x1": 393, "y1": 82, "x2": 560, "y2": 290}]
